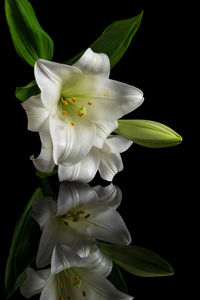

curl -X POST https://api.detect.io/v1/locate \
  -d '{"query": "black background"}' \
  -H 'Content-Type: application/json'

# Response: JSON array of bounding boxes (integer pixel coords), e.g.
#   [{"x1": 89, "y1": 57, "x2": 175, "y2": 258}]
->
[{"x1": 0, "y1": 0, "x2": 194, "y2": 299}]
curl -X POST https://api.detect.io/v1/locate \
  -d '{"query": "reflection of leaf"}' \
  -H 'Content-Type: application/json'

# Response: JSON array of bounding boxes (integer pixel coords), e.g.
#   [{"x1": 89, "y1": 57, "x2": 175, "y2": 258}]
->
[
  {"x1": 66, "y1": 12, "x2": 143, "y2": 68},
  {"x1": 5, "y1": 188, "x2": 42, "y2": 299},
  {"x1": 99, "y1": 242, "x2": 174, "y2": 277},
  {"x1": 108, "y1": 262, "x2": 128, "y2": 294},
  {"x1": 5, "y1": 0, "x2": 54, "y2": 66}
]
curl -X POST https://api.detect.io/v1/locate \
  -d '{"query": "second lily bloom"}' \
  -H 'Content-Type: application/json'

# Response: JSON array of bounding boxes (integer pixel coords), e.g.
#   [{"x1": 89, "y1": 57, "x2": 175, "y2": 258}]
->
[{"x1": 22, "y1": 48, "x2": 143, "y2": 182}]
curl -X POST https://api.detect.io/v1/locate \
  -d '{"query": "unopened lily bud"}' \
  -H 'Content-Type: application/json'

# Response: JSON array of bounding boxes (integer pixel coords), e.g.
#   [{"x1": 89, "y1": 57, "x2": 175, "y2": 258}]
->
[{"x1": 115, "y1": 119, "x2": 182, "y2": 148}]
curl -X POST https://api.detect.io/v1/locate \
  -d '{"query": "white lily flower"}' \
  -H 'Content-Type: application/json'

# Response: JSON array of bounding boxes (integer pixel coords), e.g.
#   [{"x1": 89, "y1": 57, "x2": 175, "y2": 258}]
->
[
  {"x1": 59, "y1": 134, "x2": 133, "y2": 182},
  {"x1": 22, "y1": 48, "x2": 144, "y2": 172},
  {"x1": 21, "y1": 244, "x2": 133, "y2": 299},
  {"x1": 31, "y1": 182, "x2": 131, "y2": 268}
]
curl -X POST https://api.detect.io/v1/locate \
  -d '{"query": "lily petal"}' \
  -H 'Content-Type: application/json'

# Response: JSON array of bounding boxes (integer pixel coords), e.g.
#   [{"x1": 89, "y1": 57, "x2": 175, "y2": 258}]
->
[
  {"x1": 58, "y1": 147, "x2": 100, "y2": 183},
  {"x1": 31, "y1": 131, "x2": 55, "y2": 173},
  {"x1": 103, "y1": 135, "x2": 133, "y2": 153},
  {"x1": 51, "y1": 244, "x2": 87, "y2": 276},
  {"x1": 36, "y1": 218, "x2": 60, "y2": 268},
  {"x1": 94, "y1": 121, "x2": 118, "y2": 148},
  {"x1": 56, "y1": 181, "x2": 99, "y2": 216},
  {"x1": 31, "y1": 197, "x2": 56, "y2": 230},
  {"x1": 73, "y1": 48, "x2": 110, "y2": 78},
  {"x1": 36, "y1": 218, "x2": 81, "y2": 268},
  {"x1": 34, "y1": 59, "x2": 81, "y2": 109},
  {"x1": 40, "y1": 278, "x2": 58, "y2": 300},
  {"x1": 49, "y1": 111, "x2": 96, "y2": 166},
  {"x1": 22, "y1": 94, "x2": 49, "y2": 132},
  {"x1": 80, "y1": 245, "x2": 112, "y2": 277},
  {"x1": 78, "y1": 269, "x2": 133, "y2": 299},
  {"x1": 67, "y1": 75, "x2": 144, "y2": 123},
  {"x1": 20, "y1": 268, "x2": 50, "y2": 298},
  {"x1": 93, "y1": 184, "x2": 122, "y2": 209},
  {"x1": 75, "y1": 205, "x2": 131, "y2": 245},
  {"x1": 99, "y1": 152, "x2": 123, "y2": 181}
]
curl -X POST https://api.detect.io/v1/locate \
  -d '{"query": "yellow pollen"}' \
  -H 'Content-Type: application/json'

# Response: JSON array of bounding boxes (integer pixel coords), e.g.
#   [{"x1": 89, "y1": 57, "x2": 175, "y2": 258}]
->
[
  {"x1": 60, "y1": 296, "x2": 63, "y2": 300},
  {"x1": 88, "y1": 101, "x2": 92, "y2": 105},
  {"x1": 72, "y1": 97, "x2": 77, "y2": 102},
  {"x1": 68, "y1": 275, "x2": 72, "y2": 281},
  {"x1": 74, "y1": 277, "x2": 79, "y2": 282},
  {"x1": 82, "y1": 291, "x2": 87, "y2": 297},
  {"x1": 78, "y1": 113, "x2": 84, "y2": 118},
  {"x1": 64, "y1": 100, "x2": 68, "y2": 105},
  {"x1": 58, "y1": 281, "x2": 63, "y2": 289},
  {"x1": 62, "y1": 111, "x2": 67, "y2": 116},
  {"x1": 71, "y1": 121, "x2": 76, "y2": 126},
  {"x1": 104, "y1": 91, "x2": 110, "y2": 98}
]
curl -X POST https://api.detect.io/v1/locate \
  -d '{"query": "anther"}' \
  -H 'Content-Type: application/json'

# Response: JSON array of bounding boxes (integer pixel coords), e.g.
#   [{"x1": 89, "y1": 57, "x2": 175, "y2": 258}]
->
[
  {"x1": 82, "y1": 291, "x2": 87, "y2": 297},
  {"x1": 78, "y1": 210, "x2": 85, "y2": 214},
  {"x1": 67, "y1": 297, "x2": 72, "y2": 300},
  {"x1": 62, "y1": 111, "x2": 67, "y2": 116},
  {"x1": 78, "y1": 113, "x2": 84, "y2": 118},
  {"x1": 68, "y1": 275, "x2": 72, "y2": 281},
  {"x1": 72, "y1": 97, "x2": 77, "y2": 102},
  {"x1": 64, "y1": 100, "x2": 68, "y2": 105},
  {"x1": 60, "y1": 296, "x2": 63, "y2": 300},
  {"x1": 64, "y1": 221, "x2": 69, "y2": 226},
  {"x1": 104, "y1": 91, "x2": 110, "y2": 98},
  {"x1": 84, "y1": 214, "x2": 90, "y2": 219},
  {"x1": 73, "y1": 218, "x2": 78, "y2": 222},
  {"x1": 71, "y1": 121, "x2": 76, "y2": 126},
  {"x1": 74, "y1": 277, "x2": 79, "y2": 283},
  {"x1": 88, "y1": 101, "x2": 92, "y2": 105},
  {"x1": 58, "y1": 281, "x2": 63, "y2": 289}
]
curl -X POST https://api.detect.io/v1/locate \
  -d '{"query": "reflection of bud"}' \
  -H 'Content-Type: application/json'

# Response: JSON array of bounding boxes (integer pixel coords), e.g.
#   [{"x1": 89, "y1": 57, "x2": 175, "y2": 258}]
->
[{"x1": 115, "y1": 119, "x2": 182, "y2": 148}]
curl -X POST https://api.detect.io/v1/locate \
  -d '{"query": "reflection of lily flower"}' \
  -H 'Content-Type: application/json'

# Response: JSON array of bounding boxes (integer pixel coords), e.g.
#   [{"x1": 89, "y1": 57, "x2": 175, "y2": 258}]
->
[
  {"x1": 21, "y1": 244, "x2": 133, "y2": 299},
  {"x1": 31, "y1": 182, "x2": 131, "y2": 268},
  {"x1": 22, "y1": 48, "x2": 143, "y2": 181}
]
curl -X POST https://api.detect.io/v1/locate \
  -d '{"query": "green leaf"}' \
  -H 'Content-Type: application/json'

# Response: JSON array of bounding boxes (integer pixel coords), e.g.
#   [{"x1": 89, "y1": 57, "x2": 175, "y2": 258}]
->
[
  {"x1": 98, "y1": 243, "x2": 174, "y2": 277},
  {"x1": 36, "y1": 166, "x2": 58, "y2": 179},
  {"x1": 15, "y1": 80, "x2": 40, "y2": 101},
  {"x1": 5, "y1": 0, "x2": 54, "y2": 66},
  {"x1": 108, "y1": 262, "x2": 128, "y2": 294},
  {"x1": 5, "y1": 188, "x2": 42, "y2": 299},
  {"x1": 115, "y1": 119, "x2": 183, "y2": 148},
  {"x1": 66, "y1": 11, "x2": 143, "y2": 68}
]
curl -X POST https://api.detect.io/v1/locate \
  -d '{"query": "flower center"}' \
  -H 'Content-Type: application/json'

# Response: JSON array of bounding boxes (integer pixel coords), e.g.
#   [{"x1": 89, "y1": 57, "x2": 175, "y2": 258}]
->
[
  {"x1": 56, "y1": 269, "x2": 87, "y2": 299},
  {"x1": 59, "y1": 94, "x2": 93, "y2": 126},
  {"x1": 60, "y1": 209, "x2": 98, "y2": 227}
]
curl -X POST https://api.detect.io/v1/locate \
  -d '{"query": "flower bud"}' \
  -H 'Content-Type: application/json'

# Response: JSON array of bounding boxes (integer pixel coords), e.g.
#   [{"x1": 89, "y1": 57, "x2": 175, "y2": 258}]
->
[{"x1": 115, "y1": 119, "x2": 182, "y2": 148}]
